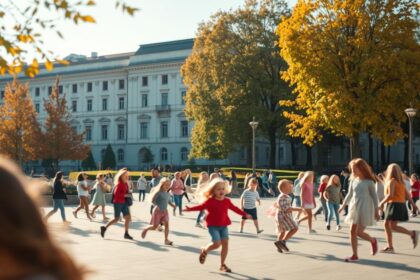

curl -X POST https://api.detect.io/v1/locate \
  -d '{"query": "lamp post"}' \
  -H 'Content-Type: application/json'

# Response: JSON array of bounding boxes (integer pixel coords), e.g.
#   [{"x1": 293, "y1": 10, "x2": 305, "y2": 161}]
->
[
  {"x1": 405, "y1": 107, "x2": 417, "y2": 174},
  {"x1": 249, "y1": 117, "x2": 259, "y2": 174}
]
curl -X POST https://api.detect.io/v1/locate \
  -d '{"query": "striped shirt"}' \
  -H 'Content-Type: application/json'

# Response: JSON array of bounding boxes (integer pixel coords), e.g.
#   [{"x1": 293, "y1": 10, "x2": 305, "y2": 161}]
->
[{"x1": 241, "y1": 189, "x2": 260, "y2": 209}]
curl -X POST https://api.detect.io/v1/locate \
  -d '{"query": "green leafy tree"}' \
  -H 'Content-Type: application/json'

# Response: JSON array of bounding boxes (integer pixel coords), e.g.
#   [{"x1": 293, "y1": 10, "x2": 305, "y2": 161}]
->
[
  {"x1": 82, "y1": 149, "x2": 97, "y2": 170},
  {"x1": 278, "y1": 0, "x2": 420, "y2": 157},
  {"x1": 0, "y1": 0, "x2": 138, "y2": 77},
  {"x1": 102, "y1": 144, "x2": 116, "y2": 170},
  {"x1": 181, "y1": 0, "x2": 291, "y2": 167},
  {"x1": 141, "y1": 148, "x2": 154, "y2": 166}
]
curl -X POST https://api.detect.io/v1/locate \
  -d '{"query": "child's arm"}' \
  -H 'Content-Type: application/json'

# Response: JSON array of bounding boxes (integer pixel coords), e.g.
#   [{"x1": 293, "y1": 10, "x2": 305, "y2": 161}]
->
[
  {"x1": 168, "y1": 201, "x2": 176, "y2": 209},
  {"x1": 228, "y1": 199, "x2": 250, "y2": 218},
  {"x1": 184, "y1": 200, "x2": 208, "y2": 212}
]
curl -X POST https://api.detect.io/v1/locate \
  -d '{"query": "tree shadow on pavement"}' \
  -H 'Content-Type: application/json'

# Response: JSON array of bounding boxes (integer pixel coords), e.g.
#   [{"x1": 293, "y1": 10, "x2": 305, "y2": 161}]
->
[
  {"x1": 171, "y1": 230, "x2": 201, "y2": 238},
  {"x1": 210, "y1": 271, "x2": 275, "y2": 280}
]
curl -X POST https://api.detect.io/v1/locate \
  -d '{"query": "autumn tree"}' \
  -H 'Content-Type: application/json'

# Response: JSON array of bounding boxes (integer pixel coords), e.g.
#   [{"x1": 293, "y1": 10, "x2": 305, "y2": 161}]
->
[
  {"x1": 181, "y1": 0, "x2": 291, "y2": 167},
  {"x1": 278, "y1": 0, "x2": 420, "y2": 158},
  {"x1": 0, "y1": 0, "x2": 138, "y2": 77},
  {"x1": 102, "y1": 144, "x2": 116, "y2": 170},
  {"x1": 0, "y1": 79, "x2": 42, "y2": 164},
  {"x1": 41, "y1": 78, "x2": 89, "y2": 169}
]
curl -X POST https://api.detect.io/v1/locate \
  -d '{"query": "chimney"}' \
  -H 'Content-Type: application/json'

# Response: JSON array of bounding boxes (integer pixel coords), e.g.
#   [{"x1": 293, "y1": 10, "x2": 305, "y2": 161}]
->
[{"x1": 91, "y1": 52, "x2": 98, "y2": 58}]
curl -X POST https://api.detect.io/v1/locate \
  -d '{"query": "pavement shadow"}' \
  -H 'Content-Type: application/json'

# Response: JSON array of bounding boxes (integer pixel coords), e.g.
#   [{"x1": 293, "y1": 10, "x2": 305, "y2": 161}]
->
[
  {"x1": 171, "y1": 230, "x2": 201, "y2": 238},
  {"x1": 68, "y1": 225, "x2": 96, "y2": 237},
  {"x1": 210, "y1": 271, "x2": 275, "y2": 280},
  {"x1": 134, "y1": 240, "x2": 169, "y2": 252}
]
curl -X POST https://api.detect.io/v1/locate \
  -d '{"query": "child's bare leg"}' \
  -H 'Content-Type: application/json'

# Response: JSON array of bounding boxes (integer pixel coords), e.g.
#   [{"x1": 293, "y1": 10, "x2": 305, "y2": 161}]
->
[
  {"x1": 163, "y1": 221, "x2": 170, "y2": 241},
  {"x1": 205, "y1": 241, "x2": 221, "y2": 253},
  {"x1": 240, "y1": 219, "x2": 246, "y2": 232},
  {"x1": 253, "y1": 219, "x2": 261, "y2": 232},
  {"x1": 91, "y1": 205, "x2": 99, "y2": 215},
  {"x1": 220, "y1": 239, "x2": 229, "y2": 266},
  {"x1": 307, "y1": 210, "x2": 313, "y2": 230},
  {"x1": 283, "y1": 228, "x2": 298, "y2": 240},
  {"x1": 101, "y1": 206, "x2": 107, "y2": 219},
  {"x1": 277, "y1": 230, "x2": 286, "y2": 241}
]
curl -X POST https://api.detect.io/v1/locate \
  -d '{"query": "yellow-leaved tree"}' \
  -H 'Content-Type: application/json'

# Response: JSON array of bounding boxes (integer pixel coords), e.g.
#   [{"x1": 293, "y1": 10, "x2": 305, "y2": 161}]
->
[
  {"x1": 0, "y1": 80, "x2": 42, "y2": 164},
  {"x1": 0, "y1": 0, "x2": 138, "y2": 77},
  {"x1": 278, "y1": 0, "x2": 420, "y2": 157}
]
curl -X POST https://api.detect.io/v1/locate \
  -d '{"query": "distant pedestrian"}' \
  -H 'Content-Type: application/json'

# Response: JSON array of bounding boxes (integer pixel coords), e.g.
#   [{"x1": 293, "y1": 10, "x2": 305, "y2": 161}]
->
[
  {"x1": 314, "y1": 175, "x2": 329, "y2": 222},
  {"x1": 340, "y1": 168, "x2": 350, "y2": 215},
  {"x1": 90, "y1": 173, "x2": 109, "y2": 221},
  {"x1": 229, "y1": 170, "x2": 239, "y2": 196},
  {"x1": 171, "y1": 172, "x2": 185, "y2": 216},
  {"x1": 339, "y1": 158, "x2": 379, "y2": 262},
  {"x1": 409, "y1": 174, "x2": 420, "y2": 217},
  {"x1": 195, "y1": 171, "x2": 210, "y2": 228},
  {"x1": 137, "y1": 173, "x2": 147, "y2": 202},
  {"x1": 298, "y1": 171, "x2": 317, "y2": 234},
  {"x1": 378, "y1": 164, "x2": 418, "y2": 253},
  {"x1": 239, "y1": 177, "x2": 263, "y2": 234},
  {"x1": 45, "y1": 171, "x2": 69, "y2": 223},
  {"x1": 182, "y1": 169, "x2": 192, "y2": 203},
  {"x1": 324, "y1": 175, "x2": 343, "y2": 231},
  {"x1": 100, "y1": 168, "x2": 133, "y2": 240},
  {"x1": 149, "y1": 168, "x2": 162, "y2": 215},
  {"x1": 141, "y1": 178, "x2": 176, "y2": 245},
  {"x1": 293, "y1": 172, "x2": 304, "y2": 220},
  {"x1": 73, "y1": 173, "x2": 92, "y2": 221}
]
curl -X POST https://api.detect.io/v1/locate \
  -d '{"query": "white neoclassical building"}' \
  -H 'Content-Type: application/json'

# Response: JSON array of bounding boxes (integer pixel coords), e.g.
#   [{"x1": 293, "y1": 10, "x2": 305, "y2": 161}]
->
[{"x1": 0, "y1": 38, "x2": 419, "y2": 173}]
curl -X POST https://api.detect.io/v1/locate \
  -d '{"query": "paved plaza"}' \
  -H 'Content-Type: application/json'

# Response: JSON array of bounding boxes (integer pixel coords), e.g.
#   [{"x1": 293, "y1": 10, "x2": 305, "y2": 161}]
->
[{"x1": 44, "y1": 197, "x2": 420, "y2": 280}]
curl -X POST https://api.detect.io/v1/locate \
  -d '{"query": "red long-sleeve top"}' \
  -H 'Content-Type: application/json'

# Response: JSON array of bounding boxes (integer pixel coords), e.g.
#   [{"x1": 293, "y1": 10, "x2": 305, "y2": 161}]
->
[
  {"x1": 186, "y1": 197, "x2": 247, "y2": 227},
  {"x1": 113, "y1": 182, "x2": 128, "y2": 204}
]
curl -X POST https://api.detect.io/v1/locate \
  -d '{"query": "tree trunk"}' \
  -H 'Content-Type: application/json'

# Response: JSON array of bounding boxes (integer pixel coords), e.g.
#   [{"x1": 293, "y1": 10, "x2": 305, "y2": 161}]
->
[
  {"x1": 268, "y1": 129, "x2": 276, "y2": 169},
  {"x1": 290, "y1": 139, "x2": 296, "y2": 167},
  {"x1": 351, "y1": 133, "x2": 361, "y2": 158},
  {"x1": 305, "y1": 145, "x2": 313, "y2": 170},
  {"x1": 368, "y1": 133, "x2": 373, "y2": 167}
]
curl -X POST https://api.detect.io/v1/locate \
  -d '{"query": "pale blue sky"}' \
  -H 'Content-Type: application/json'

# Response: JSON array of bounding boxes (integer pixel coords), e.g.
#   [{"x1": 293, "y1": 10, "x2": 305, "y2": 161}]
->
[{"x1": 44, "y1": 0, "x2": 296, "y2": 57}]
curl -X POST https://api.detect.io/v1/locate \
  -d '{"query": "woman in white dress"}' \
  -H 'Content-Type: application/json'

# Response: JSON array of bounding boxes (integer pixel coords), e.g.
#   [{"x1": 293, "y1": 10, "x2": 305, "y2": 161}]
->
[{"x1": 339, "y1": 158, "x2": 380, "y2": 262}]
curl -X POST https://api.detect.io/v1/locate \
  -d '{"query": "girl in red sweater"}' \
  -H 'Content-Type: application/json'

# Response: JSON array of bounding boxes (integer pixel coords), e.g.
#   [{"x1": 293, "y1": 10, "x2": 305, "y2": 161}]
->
[{"x1": 185, "y1": 178, "x2": 251, "y2": 273}]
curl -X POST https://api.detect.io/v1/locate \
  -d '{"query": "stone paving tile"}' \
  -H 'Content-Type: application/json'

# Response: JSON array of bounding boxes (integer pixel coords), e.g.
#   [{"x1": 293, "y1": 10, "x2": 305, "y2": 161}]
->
[{"x1": 44, "y1": 197, "x2": 420, "y2": 280}]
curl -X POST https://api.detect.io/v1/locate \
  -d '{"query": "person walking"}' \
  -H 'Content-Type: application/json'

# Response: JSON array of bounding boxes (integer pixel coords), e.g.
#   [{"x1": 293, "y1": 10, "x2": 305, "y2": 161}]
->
[
  {"x1": 314, "y1": 175, "x2": 329, "y2": 222},
  {"x1": 298, "y1": 171, "x2": 317, "y2": 233},
  {"x1": 409, "y1": 174, "x2": 420, "y2": 217},
  {"x1": 171, "y1": 172, "x2": 185, "y2": 216},
  {"x1": 339, "y1": 158, "x2": 379, "y2": 262},
  {"x1": 45, "y1": 171, "x2": 69, "y2": 223},
  {"x1": 73, "y1": 173, "x2": 92, "y2": 221},
  {"x1": 90, "y1": 173, "x2": 109, "y2": 221},
  {"x1": 149, "y1": 168, "x2": 162, "y2": 215},
  {"x1": 379, "y1": 164, "x2": 418, "y2": 253},
  {"x1": 324, "y1": 175, "x2": 343, "y2": 231},
  {"x1": 137, "y1": 173, "x2": 147, "y2": 202},
  {"x1": 293, "y1": 172, "x2": 304, "y2": 220},
  {"x1": 100, "y1": 168, "x2": 133, "y2": 240}
]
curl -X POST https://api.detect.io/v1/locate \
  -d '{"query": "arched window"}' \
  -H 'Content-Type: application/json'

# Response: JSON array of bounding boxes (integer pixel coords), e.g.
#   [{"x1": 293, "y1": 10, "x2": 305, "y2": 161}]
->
[
  {"x1": 161, "y1": 147, "x2": 168, "y2": 161},
  {"x1": 117, "y1": 149, "x2": 124, "y2": 162},
  {"x1": 180, "y1": 147, "x2": 188, "y2": 161}
]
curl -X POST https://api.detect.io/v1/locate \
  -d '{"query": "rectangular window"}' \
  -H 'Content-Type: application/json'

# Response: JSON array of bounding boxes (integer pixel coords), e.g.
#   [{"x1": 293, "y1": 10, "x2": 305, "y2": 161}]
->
[
  {"x1": 118, "y1": 149, "x2": 124, "y2": 162},
  {"x1": 72, "y1": 84, "x2": 77, "y2": 93},
  {"x1": 142, "y1": 76, "x2": 148, "y2": 87},
  {"x1": 181, "y1": 91, "x2": 186, "y2": 105},
  {"x1": 87, "y1": 82, "x2": 93, "y2": 92},
  {"x1": 0, "y1": 90, "x2": 4, "y2": 99},
  {"x1": 59, "y1": 85, "x2": 63, "y2": 94},
  {"x1": 72, "y1": 100, "x2": 77, "y2": 112},
  {"x1": 118, "y1": 124, "x2": 125, "y2": 140},
  {"x1": 181, "y1": 120, "x2": 188, "y2": 137},
  {"x1": 161, "y1": 92, "x2": 168, "y2": 106},
  {"x1": 87, "y1": 99, "x2": 93, "y2": 112},
  {"x1": 48, "y1": 86, "x2": 52, "y2": 95},
  {"x1": 161, "y1": 74, "x2": 168, "y2": 85},
  {"x1": 141, "y1": 94, "x2": 148, "y2": 107},
  {"x1": 102, "y1": 81, "x2": 108, "y2": 91},
  {"x1": 35, "y1": 103, "x2": 40, "y2": 113},
  {"x1": 85, "y1": 126, "x2": 92, "y2": 141},
  {"x1": 160, "y1": 121, "x2": 168, "y2": 138},
  {"x1": 102, "y1": 98, "x2": 108, "y2": 111},
  {"x1": 140, "y1": 122, "x2": 148, "y2": 139},
  {"x1": 101, "y1": 125, "x2": 108, "y2": 140},
  {"x1": 119, "y1": 97, "x2": 125, "y2": 110},
  {"x1": 118, "y1": 79, "x2": 125, "y2": 90},
  {"x1": 35, "y1": 87, "x2": 40, "y2": 97}
]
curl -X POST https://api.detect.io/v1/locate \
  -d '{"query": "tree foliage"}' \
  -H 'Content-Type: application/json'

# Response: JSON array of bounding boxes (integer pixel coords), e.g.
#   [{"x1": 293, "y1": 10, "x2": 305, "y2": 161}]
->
[
  {"x1": 82, "y1": 149, "x2": 97, "y2": 170},
  {"x1": 102, "y1": 144, "x2": 116, "y2": 170},
  {"x1": 41, "y1": 77, "x2": 89, "y2": 167},
  {"x1": 181, "y1": 0, "x2": 291, "y2": 167},
  {"x1": 0, "y1": 79, "x2": 42, "y2": 163},
  {"x1": 278, "y1": 0, "x2": 420, "y2": 156},
  {"x1": 0, "y1": 0, "x2": 138, "y2": 77}
]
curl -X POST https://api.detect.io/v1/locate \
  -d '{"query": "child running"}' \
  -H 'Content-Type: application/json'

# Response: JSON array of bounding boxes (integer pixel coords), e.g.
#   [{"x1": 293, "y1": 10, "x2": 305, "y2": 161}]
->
[
  {"x1": 184, "y1": 178, "x2": 252, "y2": 273},
  {"x1": 269, "y1": 180, "x2": 301, "y2": 253},
  {"x1": 240, "y1": 177, "x2": 263, "y2": 234},
  {"x1": 141, "y1": 178, "x2": 176, "y2": 245},
  {"x1": 378, "y1": 164, "x2": 418, "y2": 253},
  {"x1": 324, "y1": 175, "x2": 343, "y2": 231},
  {"x1": 298, "y1": 171, "x2": 317, "y2": 233},
  {"x1": 90, "y1": 173, "x2": 109, "y2": 221}
]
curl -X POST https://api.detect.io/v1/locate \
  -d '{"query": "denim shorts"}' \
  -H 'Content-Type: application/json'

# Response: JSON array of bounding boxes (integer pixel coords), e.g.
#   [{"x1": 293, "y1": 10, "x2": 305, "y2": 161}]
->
[
  {"x1": 114, "y1": 203, "x2": 130, "y2": 218},
  {"x1": 208, "y1": 226, "x2": 229, "y2": 242}
]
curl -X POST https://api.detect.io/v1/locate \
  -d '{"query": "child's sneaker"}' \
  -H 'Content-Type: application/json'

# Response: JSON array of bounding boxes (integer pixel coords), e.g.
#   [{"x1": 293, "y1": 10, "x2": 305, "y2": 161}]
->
[
  {"x1": 274, "y1": 241, "x2": 283, "y2": 253},
  {"x1": 344, "y1": 255, "x2": 359, "y2": 262},
  {"x1": 195, "y1": 223, "x2": 204, "y2": 228},
  {"x1": 380, "y1": 247, "x2": 394, "y2": 254},
  {"x1": 124, "y1": 232, "x2": 133, "y2": 240},
  {"x1": 100, "y1": 226, "x2": 106, "y2": 238},
  {"x1": 336, "y1": 225, "x2": 342, "y2": 231},
  {"x1": 257, "y1": 229, "x2": 264, "y2": 234},
  {"x1": 308, "y1": 229, "x2": 317, "y2": 234},
  {"x1": 326, "y1": 225, "x2": 331, "y2": 230}
]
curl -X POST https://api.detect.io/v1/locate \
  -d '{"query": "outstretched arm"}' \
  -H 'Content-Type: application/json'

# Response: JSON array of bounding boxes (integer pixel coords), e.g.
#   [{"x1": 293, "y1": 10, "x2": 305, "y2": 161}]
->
[{"x1": 228, "y1": 199, "x2": 247, "y2": 217}]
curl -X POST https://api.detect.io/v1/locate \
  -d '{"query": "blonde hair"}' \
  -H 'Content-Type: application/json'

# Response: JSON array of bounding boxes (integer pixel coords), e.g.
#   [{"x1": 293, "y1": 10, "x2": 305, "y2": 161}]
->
[
  {"x1": 349, "y1": 158, "x2": 376, "y2": 182},
  {"x1": 197, "y1": 171, "x2": 209, "y2": 186},
  {"x1": 327, "y1": 175, "x2": 341, "y2": 187},
  {"x1": 149, "y1": 177, "x2": 171, "y2": 203},
  {"x1": 209, "y1": 172, "x2": 220, "y2": 181},
  {"x1": 113, "y1": 168, "x2": 128, "y2": 186},
  {"x1": 247, "y1": 177, "x2": 257, "y2": 188},
  {"x1": 384, "y1": 164, "x2": 404, "y2": 185},
  {"x1": 96, "y1": 173, "x2": 104, "y2": 180},
  {"x1": 277, "y1": 179, "x2": 292, "y2": 193},
  {"x1": 300, "y1": 171, "x2": 314, "y2": 185},
  {"x1": 200, "y1": 178, "x2": 231, "y2": 201},
  {"x1": 320, "y1": 175, "x2": 329, "y2": 184},
  {"x1": 297, "y1": 172, "x2": 304, "y2": 180}
]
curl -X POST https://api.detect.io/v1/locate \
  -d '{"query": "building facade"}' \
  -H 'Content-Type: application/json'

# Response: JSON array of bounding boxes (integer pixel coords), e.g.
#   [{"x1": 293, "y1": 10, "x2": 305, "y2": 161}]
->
[{"x1": 0, "y1": 39, "x2": 418, "y2": 173}]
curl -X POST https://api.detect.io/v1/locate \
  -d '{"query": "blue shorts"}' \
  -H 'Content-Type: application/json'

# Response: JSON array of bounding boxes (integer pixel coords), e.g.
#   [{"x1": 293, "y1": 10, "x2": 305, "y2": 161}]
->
[
  {"x1": 208, "y1": 226, "x2": 229, "y2": 242},
  {"x1": 114, "y1": 203, "x2": 130, "y2": 218}
]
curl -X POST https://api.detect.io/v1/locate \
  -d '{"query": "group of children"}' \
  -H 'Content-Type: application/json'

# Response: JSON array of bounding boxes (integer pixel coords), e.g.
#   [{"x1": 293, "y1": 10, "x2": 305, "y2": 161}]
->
[{"x1": 45, "y1": 159, "x2": 420, "y2": 273}]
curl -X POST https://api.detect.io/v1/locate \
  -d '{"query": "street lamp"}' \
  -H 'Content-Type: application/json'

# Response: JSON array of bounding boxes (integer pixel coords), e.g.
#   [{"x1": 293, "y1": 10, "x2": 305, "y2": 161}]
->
[
  {"x1": 405, "y1": 107, "x2": 417, "y2": 174},
  {"x1": 249, "y1": 117, "x2": 259, "y2": 174}
]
